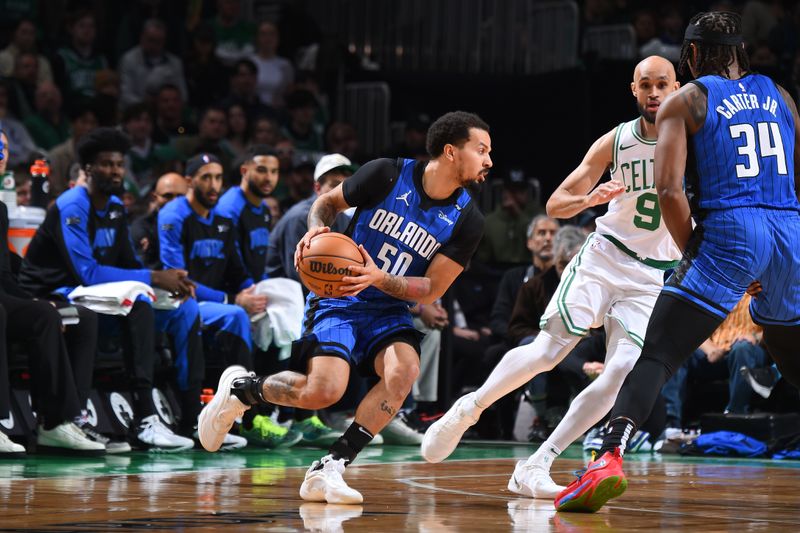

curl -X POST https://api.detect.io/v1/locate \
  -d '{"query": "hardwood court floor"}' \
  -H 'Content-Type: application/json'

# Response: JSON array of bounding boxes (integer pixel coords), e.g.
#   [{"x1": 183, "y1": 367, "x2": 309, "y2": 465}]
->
[{"x1": 0, "y1": 443, "x2": 798, "y2": 531}]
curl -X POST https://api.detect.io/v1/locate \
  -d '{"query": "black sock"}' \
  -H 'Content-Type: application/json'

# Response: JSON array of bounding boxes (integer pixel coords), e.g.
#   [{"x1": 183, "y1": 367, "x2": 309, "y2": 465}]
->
[
  {"x1": 231, "y1": 375, "x2": 269, "y2": 406},
  {"x1": 600, "y1": 417, "x2": 637, "y2": 457},
  {"x1": 294, "y1": 408, "x2": 314, "y2": 422},
  {"x1": 133, "y1": 388, "x2": 156, "y2": 419},
  {"x1": 327, "y1": 422, "x2": 374, "y2": 466}
]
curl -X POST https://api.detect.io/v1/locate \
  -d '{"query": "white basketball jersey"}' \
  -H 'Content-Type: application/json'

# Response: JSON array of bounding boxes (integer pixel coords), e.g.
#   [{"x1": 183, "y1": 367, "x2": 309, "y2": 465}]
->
[{"x1": 593, "y1": 118, "x2": 681, "y2": 267}]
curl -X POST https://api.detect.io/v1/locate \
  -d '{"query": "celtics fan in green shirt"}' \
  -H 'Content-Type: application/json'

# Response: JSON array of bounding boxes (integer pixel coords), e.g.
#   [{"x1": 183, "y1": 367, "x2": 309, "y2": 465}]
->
[{"x1": 422, "y1": 56, "x2": 682, "y2": 497}]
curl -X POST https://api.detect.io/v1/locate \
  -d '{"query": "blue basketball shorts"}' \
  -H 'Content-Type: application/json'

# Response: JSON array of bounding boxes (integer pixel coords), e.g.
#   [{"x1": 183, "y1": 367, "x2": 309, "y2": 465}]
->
[
  {"x1": 289, "y1": 296, "x2": 421, "y2": 376},
  {"x1": 665, "y1": 207, "x2": 800, "y2": 326}
]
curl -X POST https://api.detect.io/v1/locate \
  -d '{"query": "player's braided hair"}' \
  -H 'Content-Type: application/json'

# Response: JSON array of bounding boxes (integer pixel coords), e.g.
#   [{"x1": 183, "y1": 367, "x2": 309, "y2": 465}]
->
[{"x1": 678, "y1": 12, "x2": 750, "y2": 79}]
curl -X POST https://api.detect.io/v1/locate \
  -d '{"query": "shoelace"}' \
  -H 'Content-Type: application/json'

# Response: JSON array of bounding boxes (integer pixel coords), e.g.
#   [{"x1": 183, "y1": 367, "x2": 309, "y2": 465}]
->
[{"x1": 571, "y1": 450, "x2": 597, "y2": 481}]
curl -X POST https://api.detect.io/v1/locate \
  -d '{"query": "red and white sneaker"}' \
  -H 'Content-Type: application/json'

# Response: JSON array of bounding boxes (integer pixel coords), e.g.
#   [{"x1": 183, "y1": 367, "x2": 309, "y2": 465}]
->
[{"x1": 554, "y1": 448, "x2": 627, "y2": 513}]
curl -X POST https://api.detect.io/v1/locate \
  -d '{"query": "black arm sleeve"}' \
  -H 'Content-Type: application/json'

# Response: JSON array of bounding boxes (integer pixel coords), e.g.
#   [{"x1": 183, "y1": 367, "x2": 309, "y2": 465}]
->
[
  {"x1": 342, "y1": 158, "x2": 399, "y2": 208},
  {"x1": 437, "y1": 202, "x2": 484, "y2": 267}
]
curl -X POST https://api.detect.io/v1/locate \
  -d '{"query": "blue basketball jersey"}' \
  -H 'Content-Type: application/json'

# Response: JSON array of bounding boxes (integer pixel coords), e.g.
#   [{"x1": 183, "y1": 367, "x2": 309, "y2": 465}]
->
[
  {"x1": 690, "y1": 73, "x2": 798, "y2": 212},
  {"x1": 348, "y1": 158, "x2": 472, "y2": 304}
]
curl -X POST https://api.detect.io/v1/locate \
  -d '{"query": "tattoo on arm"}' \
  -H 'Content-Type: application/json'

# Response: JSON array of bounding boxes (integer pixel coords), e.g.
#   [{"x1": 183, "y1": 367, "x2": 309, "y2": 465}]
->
[
  {"x1": 377, "y1": 273, "x2": 431, "y2": 301},
  {"x1": 264, "y1": 373, "x2": 299, "y2": 404},
  {"x1": 682, "y1": 86, "x2": 707, "y2": 131},
  {"x1": 380, "y1": 400, "x2": 397, "y2": 417},
  {"x1": 307, "y1": 197, "x2": 338, "y2": 228}
]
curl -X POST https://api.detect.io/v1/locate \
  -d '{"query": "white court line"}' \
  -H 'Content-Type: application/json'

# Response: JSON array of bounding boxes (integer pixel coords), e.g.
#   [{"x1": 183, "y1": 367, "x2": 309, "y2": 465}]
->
[{"x1": 395, "y1": 471, "x2": 800, "y2": 526}]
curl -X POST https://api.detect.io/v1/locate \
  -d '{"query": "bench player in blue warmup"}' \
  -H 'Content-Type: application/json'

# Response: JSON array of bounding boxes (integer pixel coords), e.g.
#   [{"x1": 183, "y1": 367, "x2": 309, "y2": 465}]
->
[
  {"x1": 555, "y1": 11, "x2": 800, "y2": 512},
  {"x1": 198, "y1": 111, "x2": 491, "y2": 503}
]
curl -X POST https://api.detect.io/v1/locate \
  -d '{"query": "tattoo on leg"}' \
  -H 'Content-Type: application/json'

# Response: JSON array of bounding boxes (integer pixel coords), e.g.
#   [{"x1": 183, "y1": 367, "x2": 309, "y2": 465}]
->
[
  {"x1": 265, "y1": 374, "x2": 299, "y2": 404},
  {"x1": 380, "y1": 400, "x2": 397, "y2": 417}
]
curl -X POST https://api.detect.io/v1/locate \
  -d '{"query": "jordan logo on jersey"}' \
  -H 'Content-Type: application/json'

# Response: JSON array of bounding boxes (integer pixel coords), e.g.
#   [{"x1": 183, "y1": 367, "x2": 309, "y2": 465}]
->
[
  {"x1": 395, "y1": 190, "x2": 412, "y2": 207},
  {"x1": 367, "y1": 208, "x2": 442, "y2": 260}
]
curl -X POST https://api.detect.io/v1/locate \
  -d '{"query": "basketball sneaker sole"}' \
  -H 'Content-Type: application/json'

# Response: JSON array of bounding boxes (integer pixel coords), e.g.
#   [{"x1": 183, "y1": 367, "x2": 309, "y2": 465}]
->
[
  {"x1": 555, "y1": 475, "x2": 627, "y2": 513},
  {"x1": 198, "y1": 365, "x2": 250, "y2": 452}
]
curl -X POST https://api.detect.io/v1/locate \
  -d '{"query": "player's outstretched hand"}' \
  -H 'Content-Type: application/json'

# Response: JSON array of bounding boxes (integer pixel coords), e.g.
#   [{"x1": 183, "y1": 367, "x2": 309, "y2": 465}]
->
[
  {"x1": 587, "y1": 179, "x2": 625, "y2": 207},
  {"x1": 340, "y1": 245, "x2": 382, "y2": 296},
  {"x1": 294, "y1": 226, "x2": 331, "y2": 271}
]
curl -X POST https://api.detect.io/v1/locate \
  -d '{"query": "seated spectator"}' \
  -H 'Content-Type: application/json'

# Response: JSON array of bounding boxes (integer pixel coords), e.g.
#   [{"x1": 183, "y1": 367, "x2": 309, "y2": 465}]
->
[
  {"x1": 174, "y1": 105, "x2": 235, "y2": 171},
  {"x1": 53, "y1": 9, "x2": 108, "y2": 100},
  {"x1": 121, "y1": 103, "x2": 178, "y2": 189},
  {"x1": 119, "y1": 19, "x2": 188, "y2": 107},
  {"x1": 184, "y1": 23, "x2": 228, "y2": 110},
  {"x1": 0, "y1": 80, "x2": 36, "y2": 166},
  {"x1": 211, "y1": 0, "x2": 256, "y2": 65},
  {"x1": 384, "y1": 113, "x2": 431, "y2": 161},
  {"x1": 326, "y1": 122, "x2": 366, "y2": 165},
  {"x1": 0, "y1": 18, "x2": 53, "y2": 83},
  {"x1": 225, "y1": 103, "x2": 250, "y2": 159},
  {"x1": 489, "y1": 215, "x2": 559, "y2": 344},
  {"x1": 14, "y1": 172, "x2": 30, "y2": 206},
  {"x1": 23, "y1": 82, "x2": 69, "y2": 150},
  {"x1": 47, "y1": 100, "x2": 98, "y2": 198},
  {"x1": 476, "y1": 170, "x2": 545, "y2": 266},
  {"x1": 131, "y1": 172, "x2": 188, "y2": 269},
  {"x1": 281, "y1": 89, "x2": 325, "y2": 153},
  {"x1": 220, "y1": 58, "x2": 278, "y2": 121},
  {"x1": 250, "y1": 20, "x2": 294, "y2": 108},
  {"x1": 8, "y1": 51, "x2": 38, "y2": 118},
  {"x1": 152, "y1": 83, "x2": 196, "y2": 145},
  {"x1": 93, "y1": 69, "x2": 122, "y2": 126},
  {"x1": 280, "y1": 156, "x2": 316, "y2": 212},
  {"x1": 266, "y1": 153, "x2": 355, "y2": 282},
  {"x1": 662, "y1": 293, "x2": 770, "y2": 430},
  {"x1": 20, "y1": 128, "x2": 207, "y2": 452},
  {"x1": 251, "y1": 115, "x2": 279, "y2": 148}
]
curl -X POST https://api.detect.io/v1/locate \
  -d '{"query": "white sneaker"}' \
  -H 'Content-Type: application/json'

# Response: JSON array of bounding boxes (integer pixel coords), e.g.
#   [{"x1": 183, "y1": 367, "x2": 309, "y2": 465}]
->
[
  {"x1": 381, "y1": 413, "x2": 423, "y2": 445},
  {"x1": 0, "y1": 430, "x2": 25, "y2": 456},
  {"x1": 421, "y1": 393, "x2": 479, "y2": 463},
  {"x1": 134, "y1": 415, "x2": 194, "y2": 452},
  {"x1": 198, "y1": 365, "x2": 252, "y2": 452},
  {"x1": 37, "y1": 422, "x2": 106, "y2": 455},
  {"x1": 195, "y1": 430, "x2": 248, "y2": 451},
  {"x1": 299, "y1": 454, "x2": 363, "y2": 504},
  {"x1": 507, "y1": 460, "x2": 565, "y2": 499}
]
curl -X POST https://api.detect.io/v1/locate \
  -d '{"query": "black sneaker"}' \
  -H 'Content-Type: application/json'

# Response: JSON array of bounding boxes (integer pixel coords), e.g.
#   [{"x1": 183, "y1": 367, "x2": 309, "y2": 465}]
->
[
  {"x1": 740, "y1": 366, "x2": 779, "y2": 399},
  {"x1": 77, "y1": 422, "x2": 132, "y2": 454}
]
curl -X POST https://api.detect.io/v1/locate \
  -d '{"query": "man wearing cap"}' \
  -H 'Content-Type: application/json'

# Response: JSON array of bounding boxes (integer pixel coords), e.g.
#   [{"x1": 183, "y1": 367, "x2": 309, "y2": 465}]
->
[
  {"x1": 476, "y1": 169, "x2": 544, "y2": 266},
  {"x1": 216, "y1": 145, "x2": 280, "y2": 282},
  {"x1": 266, "y1": 153, "x2": 355, "y2": 282},
  {"x1": 159, "y1": 153, "x2": 259, "y2": 362},
  {"x1": 159, "y1": 152, "x2": 304, "y2": 448}
]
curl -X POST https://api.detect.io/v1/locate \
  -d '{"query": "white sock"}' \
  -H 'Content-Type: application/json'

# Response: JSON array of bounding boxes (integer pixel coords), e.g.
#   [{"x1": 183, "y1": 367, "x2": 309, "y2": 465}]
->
[
  {"x1": 528, "y1": 441, "x2": 562, "y2": 471},
  {"x1": 474, "y1": 330, "x2": 579, "y2": 409},
  {"x1": 461, "y1": 392, "x2": 486, "y2": 420},
  {"x1": 546, "y1": 337, "x2": 640, "y2": 451}
]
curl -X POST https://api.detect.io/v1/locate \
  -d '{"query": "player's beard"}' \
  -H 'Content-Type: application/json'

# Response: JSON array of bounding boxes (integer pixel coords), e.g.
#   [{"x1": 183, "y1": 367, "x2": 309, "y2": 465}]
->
[
  {"x1": 95, "y1": 177, "x2": 124, "y2": 197},
  {"x1": 637, "y1": 102, "x2": 656, "y2": 124},
  {"x1": 195, "y1": 186, "x2": 219, "y2": 209},
  {"x1": 246, "y1": 176, "x2": 269, "y2": 198}
]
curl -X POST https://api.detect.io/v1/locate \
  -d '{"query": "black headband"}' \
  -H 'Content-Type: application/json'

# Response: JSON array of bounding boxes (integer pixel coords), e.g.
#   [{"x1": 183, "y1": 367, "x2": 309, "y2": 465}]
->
[{"x1": 684, "y1": 25, "x2": 743, "y2": 46}]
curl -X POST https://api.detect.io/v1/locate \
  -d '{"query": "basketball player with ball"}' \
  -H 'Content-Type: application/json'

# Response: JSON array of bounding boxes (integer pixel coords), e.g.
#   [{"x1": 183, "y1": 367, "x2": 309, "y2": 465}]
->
[{"x1": 198, "y1": 111, "x2": 491, "y2": 503}]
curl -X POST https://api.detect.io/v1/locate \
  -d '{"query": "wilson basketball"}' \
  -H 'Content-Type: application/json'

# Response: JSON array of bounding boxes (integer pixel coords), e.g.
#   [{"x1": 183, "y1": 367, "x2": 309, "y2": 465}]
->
[{"x1": 298, "y1": 232, "x2": 365, "y2": 297}]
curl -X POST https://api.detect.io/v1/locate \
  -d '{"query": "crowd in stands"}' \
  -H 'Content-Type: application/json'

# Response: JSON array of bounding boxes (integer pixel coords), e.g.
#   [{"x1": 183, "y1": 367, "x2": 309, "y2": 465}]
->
[{"x1": 0, "y1": 0, "x2": 797, "y2": 458}]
